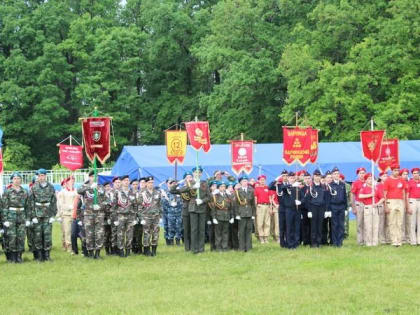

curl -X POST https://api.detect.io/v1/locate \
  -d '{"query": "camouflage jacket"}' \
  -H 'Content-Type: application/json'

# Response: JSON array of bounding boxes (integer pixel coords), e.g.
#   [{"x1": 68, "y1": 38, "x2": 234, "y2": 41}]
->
[
  {"x1": 77, "y1": 183, "x2": 107, "y2": 216},
  {"x1": 1, "y1": 186, "x2": 29, "y2": 223},
  {"x1": 114, "y1": 188, "x2": 137, "y2": 215},
  {"x1": 29, "y1": 182, "x2": 57, "y2": 218},
  {"x1": 161, "y1": 190, "x2": 182, "y2": 215},
  {"x1": 138, "y1": 188, "x2": 162, "y2": 218}
]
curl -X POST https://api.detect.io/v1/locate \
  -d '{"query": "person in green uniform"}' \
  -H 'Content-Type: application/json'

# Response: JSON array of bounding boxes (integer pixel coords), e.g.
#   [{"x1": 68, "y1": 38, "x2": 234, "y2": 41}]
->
[{"x1": 211, "y1": 181, "x2": 234, "y2": 251}]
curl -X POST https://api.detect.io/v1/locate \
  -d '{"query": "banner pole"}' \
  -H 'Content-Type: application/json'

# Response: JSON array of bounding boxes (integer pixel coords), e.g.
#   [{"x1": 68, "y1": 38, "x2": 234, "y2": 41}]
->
[
  {"x1": 175, "y1": 160, "x2": 178, "y2": 180},
  {"x1": 93, "y1": 108, "x2": 98, "y2": 204},
  {"x1": 194, "y1": 116, "x2": 200, "y2": 199},
  {"x1": 371, "y1": 118, "x2": 375, "y2": 207}
]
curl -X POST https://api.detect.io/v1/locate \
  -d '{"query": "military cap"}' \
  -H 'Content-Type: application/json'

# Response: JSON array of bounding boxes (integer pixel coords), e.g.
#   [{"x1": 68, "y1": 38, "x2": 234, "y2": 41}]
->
[
  {"x1": 112, "y1": 176, "x2": 120, "y2": 183},
  {"x1": 167, "y1": 178, "x2": 176, "y2": 184},
  {"x1": 192, "y1": 166, "x2": 203, "y2": 173},
  {"x1": 103, "y1": 181, "x2": 111, "y2": 187},
  {"x1": 281, "y1": 169, "x2": 288, "y2": 175},
  {"x1": 331, "y1": 167, "x2": 340, "y2": 173},
  {"x1": 238, "y1": 175, "x2": 249, "y2": 182},
  {"x1": 145, "y1": 176, "x2": 154, "y2": 182},
  {"x1": 303, "y1": 171, "x2": 311, "y2": 177},
  {"x1": 120, "y1": 175, "x2": 129, "y2": 181},
  {"x1": 399, "y1": 168, "x2": 409, "y2": 175},
  {"x1": 217, "y1": 181, "x2": 227, "y2": 188},
  {"x1": 411, "y1": 168, "x2": 420, "y2": 174},
  {"x1": 257, "y1": 175, "x2": 267, "y2": 180},
  {"x1": 130, "y1": 178, "x2": 139, "y2": 184},
  {"x1": 325, "y1": 170, "x2": 332, "y2": 175},
  {"x1": 313, "y1": 169, "x2": 321, "y2": 176},
  {"x1": 390, "y1": 164, "x2": 400, "y2": 170},
  {"x1": 139, "y1": 177, "x2": 146, "y2": 182},
  {"x1": 339, "y1": 173, "x2": 345, "y2": 180},
  {"x1": 356, "y1": 167, "x2": 366, "y2": 174},
  {"x1": 10, "y1": 171, "x2": 22, "y2": 180},
  {"x1": 183, "y1": 171, "x2": 193, "y2": 179},
  {"x1": 37, "y1": 168, "x2": 47, "y2": 175},
  {"x1": 209, "y1": 180, "x2": 218, "y2": 187},
  {"x1": 288, "y1": 171, "x2": 295, "y2": 177},
  {"x1": 364, "y1": 173, "x2": 372, "y2": 181},
  {"x1": 32, "y1": 175, "x2": 38, "y2": 183}
]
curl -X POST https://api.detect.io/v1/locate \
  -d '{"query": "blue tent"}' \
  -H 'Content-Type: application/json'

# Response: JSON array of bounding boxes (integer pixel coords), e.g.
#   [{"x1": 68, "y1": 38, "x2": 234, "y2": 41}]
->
[{"x1": 110, "y1": 141, "x2": 420, "y2": 184}]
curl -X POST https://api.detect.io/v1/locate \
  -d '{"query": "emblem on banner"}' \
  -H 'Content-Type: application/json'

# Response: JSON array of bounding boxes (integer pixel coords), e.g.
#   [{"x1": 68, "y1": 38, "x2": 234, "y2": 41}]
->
[{"x1": 93, "y1": 131, "x2": 101, "y2": 142}]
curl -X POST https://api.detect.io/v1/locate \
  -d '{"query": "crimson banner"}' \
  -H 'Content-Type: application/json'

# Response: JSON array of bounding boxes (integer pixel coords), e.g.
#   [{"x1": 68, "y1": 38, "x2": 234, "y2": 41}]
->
[
  {"x1": 378, "y1": 138, "x2": 399, "y2": 172},
  {"x1": 59, "y1": 144, "x2": 83, "y2": 171},
  {"x1": 165, "y1": 130, "x2": 187, "y2": 164},
  {"x1": 283, "y1": 127, "x2": 312, "y2": 166},
  {"x1": 0, "y1": 148, "x2": 3, "y2": 173},
  {"x1": 185, "y1": 121, "x2": 211, "y2": 152},
  {"x1": 360, "y1": 130, "x2": 385, "y2": 162},
  {"x1": 309, "y1": 128, "x2": 319, "y2": 163},
  {"x1": 81, "y1": 117, "x2": 112, "y2": 164},
  {"x1": 231, "y1": 140, "x2": 253, "y2": 175}
]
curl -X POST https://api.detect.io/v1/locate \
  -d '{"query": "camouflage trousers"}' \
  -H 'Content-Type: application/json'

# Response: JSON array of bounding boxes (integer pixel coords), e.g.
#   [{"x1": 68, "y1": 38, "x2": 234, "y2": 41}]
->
[
  {"x1": 117, "y1": 213, "x2": 135, "y2": 250},
  {"x1": 103, "y1": 218, "x2": 112, "y2": 250},
  {"x1": 143, "y1": 215, "x2": 160, "y2": 246},
  {"x1": 33, "y1": 217, "x2": 53, "y2": 251},
  {"x1": 167, "y1": 211, "x2": 182, "y2": 240},
  {"x1": 26, "y1": 226, "x2": 34, "y2": 252},
  {"x1": 111, "y1": 213, "x2": 118, "y2": 248},
  {"x1": 132, "y1": 223, "x2": 143, "y2": 252},
  {"x1": 6, "y1": 220, "x2": 26, "y2": 252},
  {"x1": 83, "y1": 214, "x2": 105, "y2": 251}
]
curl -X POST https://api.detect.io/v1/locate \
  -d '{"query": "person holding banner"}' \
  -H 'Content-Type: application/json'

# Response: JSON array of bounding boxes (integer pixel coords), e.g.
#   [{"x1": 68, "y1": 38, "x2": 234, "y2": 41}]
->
[
  {"x1": 359, "y1": 173, "x2": 384, "y2": 246},
  {"x1": 384, "y1": 164, "x2": 407, "y2": 247},
  {"x1": 352, "y1": 168, "x2": 366, "y2": 245},
  {"x1": 407, "y1": 168, "x2": 420, "y2": 245},
  {"x1": 234, "y1": 175, "x2": 256, "y2": 252}
]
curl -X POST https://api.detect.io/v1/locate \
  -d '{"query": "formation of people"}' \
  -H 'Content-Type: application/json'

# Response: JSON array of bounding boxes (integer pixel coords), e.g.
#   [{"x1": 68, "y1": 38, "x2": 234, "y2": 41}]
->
[{"x1": 0, "y1": 163, "x2": 419, "y2": 263}]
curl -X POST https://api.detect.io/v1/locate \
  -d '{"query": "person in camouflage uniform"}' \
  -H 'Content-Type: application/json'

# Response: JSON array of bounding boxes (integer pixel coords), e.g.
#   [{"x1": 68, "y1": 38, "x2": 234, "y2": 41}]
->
[
  {"x1": 162, "y1": 179, "x2": 183, "y2": 246},
  {"x1": 77, "y1": 171, "x2": 107, "y2": 259},
  {"x1": 26, "y1": 174, "x2": 38, "y2": 259},
  {"x1": 211, "y1": 181, "x2": 234, "y2": 251},
  {"x1": 114, "y1": 175, "x2": 138, "y2": 257},
  {"x1": 139, "y1": 176, "x2": 162, "y2": 256},
  {"x1": 170, "y1": 172, "x2": 193, "y2": 251},
  {"x1": 110, "y1": 177, "x2": 121, "y2": 255},
  {"x1": 132, "y1": 177, "x2": 146, "y2": 254},
  {"x1": 28, "y1": 168, "x2": 57, "y2": 262},
  {"x1": 1, "y1": 172, "x2": 30, "y2": 263},
  {"x1": 102, "y1": 181, "x2": 113, "y2": 255}
]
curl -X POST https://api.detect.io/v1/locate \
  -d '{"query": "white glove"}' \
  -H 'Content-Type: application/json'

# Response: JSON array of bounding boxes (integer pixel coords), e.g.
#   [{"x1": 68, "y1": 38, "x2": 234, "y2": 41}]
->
[
  {"x1": 226, "y1": 190, "x2": 231, "y2": 195},
  {"x1": 49, "y1": 217, "x2": 55, "y2": 223},
  {"x1": 207, "y1": 220, "x2": 212, "y2": 225},
  {"x1": 193, "y1": 182, "x2": 200, "y2": 189},
  {"x1": 212, "y1": 189, "x2": 219, "y2": 195},
  {"x1": 159, "y1": 218, "x2": 163, "y2": 225},
  {"x1": 25, "y1": 221, "x2": 31, "y2": 227},
  {"x1": 327, "y1": 211, "x2": 332, "y2": 218},
  {"x1": 141, "y1": 220, "x2": 146, "y2": 225},
  {"x1": 0, "y1": 229, "x2": 3, "y2": 235},
  {"x1": 251, "y1": 216, "x2": 255, "y2": 220},
  {"x1": 212, "y1": 218, "x2": 218, "y2": 225},
  {"x1": 345, "y1": 210, "x2": 348, "y2": 216},
  {"x1": 348, "y1": 207, "x2": 352, "y2": 213},
  {"x1": 107, "y1": 219, "x2": 111, "y2": 225},
  {"x1": 196, "y1": 198, "x2": 203, "y2": 205},
  {"x1": 133, "y1": 220, "x2": 138, "y2": 226},
  {"x1": 91, "y1": 183, "x2": 98, "y2": 189},
  {"x1": 56, "y1": 217, "x2": 62, "y2": 222},
  {"x1": 295, "y1": 200, "x2": 302, "y2": 206},
  {"x1": 32, "y1": 218, "x2": 39, "y2": 224},
  {"x1": 3, "y1": 221, "x2": 10, "y2": 228},
  {"x1": 301, "y1": 214, "x2": 303, "y2": 219},
  {"x1": 93, "y1": 204, "x2": 100, "y2": 211},
  {"x1": 292, "y1": 182, "x2": 300, "y2": 187},
  {"x1": 114, "y1": 221, "x2": 119, "y2": 226},
  {"x1": 78, "y1": 221, "x2": 83, "y2": 226},
  {"x1": 308, "y1": 212, "x2": 312, "y2": 218},
  {"x1": 229, "y1": 218, "x2": 234, "y2": 224},
  {"x1": 235, "y1": 216, "x2": 241, "y2": 220}
]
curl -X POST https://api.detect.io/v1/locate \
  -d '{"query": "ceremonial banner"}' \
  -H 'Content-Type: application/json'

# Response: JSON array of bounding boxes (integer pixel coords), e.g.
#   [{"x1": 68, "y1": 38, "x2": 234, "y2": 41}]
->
[
  {"x1": 185, "y1": 121, "x2": 211, "y2": 152},
  {"x1": 378, "y1": 138, "x2": 399, "y2": 172},
  {"x1": 231, "y1": 140, "x2": 254, "y2": 175},
  {"x1": 283, "y1": 127, "x2": 312, "y2": 166},
  {"x1": 309, "y1": 128, "x2": 319, "y2": 163},
  {"x1": 59, "y1": 144, "x2": 83, "y2": 171},
  {"x1": 165, "y1": 130, "x2": 187, "y2": 164},
  {"x1": 360, "y1": 130, "x2": 385, "y2": 162},
  {"x1": 0, "y1": 127, "x2": 3, "y2": 173},
  {"x1": 81, "y1": 117, "x2": 111, "y2": 164}
]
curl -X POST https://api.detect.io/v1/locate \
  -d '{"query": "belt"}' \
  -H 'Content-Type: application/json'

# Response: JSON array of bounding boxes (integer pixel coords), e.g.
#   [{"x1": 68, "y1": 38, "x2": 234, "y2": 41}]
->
[
  {"x1": 258, "y1": 203, "x2": 270, "y2": 205},
  {"x1": 409, "y1": 198, "x2": 420, "y2": 201},
  {"x1": 9, "y1": 207, "x2": 24, "y2": 211},
  {"x1": 35, "y1": 202, "x2": 50, "y2": 206}
]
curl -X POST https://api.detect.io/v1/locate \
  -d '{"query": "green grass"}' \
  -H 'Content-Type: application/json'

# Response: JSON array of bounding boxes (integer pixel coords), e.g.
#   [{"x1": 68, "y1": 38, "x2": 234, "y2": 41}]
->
[{"x1": 1, "y1": 222, "x2": 420, "y2": 314}]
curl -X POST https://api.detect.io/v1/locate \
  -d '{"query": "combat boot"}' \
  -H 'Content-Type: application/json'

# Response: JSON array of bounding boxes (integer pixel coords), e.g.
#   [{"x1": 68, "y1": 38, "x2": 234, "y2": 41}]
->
[
  {"x1": 119, "y1": 248, "x2": 125, "y2": 258},
  {"x1": 88, "y1": 250, "x2": 94, "y2": 258},
  {"x1": 82, "y1": 245, "x2": 88, "y2": 257},
  {"x1": 94, "y1": 249, "x2": 102, "y2": 259},
  {"x1": 151, "y1": 245, "x2": 157, "y2": 257},
  {"x1": 125, "y1": 249, "x2": 131, "y2": 257},
  {"x1": 44, "y1": 250, "x2": 51, "y2": 261},
  {"x1": 9, "y1": 252, "x2": 16, "y2": 263},
  {"x1": 105, "y1": 246, "x2": 110, "y2": 256},
  {"x1": 176, "y1": 239, "x2": 181, "y2": 246},
  {"x1": 16, "y1": 252, "x2": 23, "y2": 263},
  {"x1": 143, "y1": 246, "x2": 150, "y2": 256},
  {"x1": 6, "y1": 251, "x2": 12, "y2": 263},
  {"x1": 165, "y1": 239, "x2": 170, "y2": 245}
]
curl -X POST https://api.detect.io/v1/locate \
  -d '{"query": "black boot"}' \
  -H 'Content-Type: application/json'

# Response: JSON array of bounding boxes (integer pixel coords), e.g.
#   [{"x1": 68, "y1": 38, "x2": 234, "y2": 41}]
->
[
  {"x1": 168, "y1": 239, "x2": 174, "y2": 246},
  {"x1": 94, "y1": 249, "x2": 101, "y2": 259},
  {"x1": 45, "y1": 250, "x2": 52, "y2": 261},
  {"x1": 151, "y1": 245, "x2": 157, "y2": 257},
  {"x1": 33, "y1": 250, "x2": 40, "y2": 261},
  {"x1": 112, "y1": 246, "x2": 117, "y2": 255},
  {"x1": 165, "y1": 239, "x2": 170, "y2": 245},
  {"x1": 6, "y1": 251, "x2": 12, "y2": 263},
  {"x1": 9, "y1": 252, "x2": 16, "y2": 263},
  {"x1": 138, "y1": 246, "x2": 143, "y2": 255},
  {"x1": 143, "y1": 246, "x2": 150, "y2": 256},
  {"x1": 16, "y1": 252, "x2": 23, "y2": 263},
  {"x1": 40, "y1": 250, "x2": 46, "y2": 262},
  {"x1": 176, "y1": 239, "x2": 181, "y2": 246},
  {"x1": 88, "y1": 250, "x2": 94, "y2": 258},
  {"x1": 125, "y1": 249, "x2": 131, "y2": 257},
  {"x1": 82, "y1": 245, "x2": 88, "y2": 257},
  {"x1": 119, "y1": 249, "x2": 125, "y2": 258}
]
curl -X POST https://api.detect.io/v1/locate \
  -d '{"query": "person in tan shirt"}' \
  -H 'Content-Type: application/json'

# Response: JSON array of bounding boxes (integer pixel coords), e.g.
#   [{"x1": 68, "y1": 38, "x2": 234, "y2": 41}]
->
[{"x1": 57, "y1": 177, "x2": 78, "y2": 253}]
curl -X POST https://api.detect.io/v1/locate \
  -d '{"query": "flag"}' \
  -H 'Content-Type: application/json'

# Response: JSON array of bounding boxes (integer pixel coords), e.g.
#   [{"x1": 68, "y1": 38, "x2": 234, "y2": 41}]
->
[
  {"x1": 360, "y1": 130, "x2": 385, "y2": 162},
  {"x1": 81, "y1": 117, "x2": 112, "y2": 164},
  {"x1": 283, "y1": 127, "x2": 312, "y2": 166},
  {"x1": 185, "y1": 121, "x2": 211, "y2": 152},
  {"x1": 231, "y1": 140, "x2": 254, "y2": 175},
  {"x1": 378, "y1": 138, "x2": 399, "y2": 172},
  {"x1": 165, "y1": 130, "x2": 187, "y2": 164},
  {"x1": 59, "y1": 144, "x2": 83, "y2": 171},
  {"x1": 309, "y1": 128, "x2": 319, "y2": 163},
  {"x1": 0, "y1": 147, "x2": 3, "y2": 173}
]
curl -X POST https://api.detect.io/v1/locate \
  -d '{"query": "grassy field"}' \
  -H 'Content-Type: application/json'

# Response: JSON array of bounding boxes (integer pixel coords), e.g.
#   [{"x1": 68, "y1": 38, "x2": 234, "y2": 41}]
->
[{"x1": 1, "y1": 222, "x2": 420, "y2": 315}]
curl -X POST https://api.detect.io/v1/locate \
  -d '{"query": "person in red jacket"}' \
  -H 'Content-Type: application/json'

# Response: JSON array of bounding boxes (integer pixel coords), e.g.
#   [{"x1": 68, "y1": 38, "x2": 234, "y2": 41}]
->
[
  {"x1": 384, "y1": 164, "x2": 408, "y2": 247},
  {"x1": 376, "y1": 172, "x2": 388, "y2": 244},
  {"x1": 400, "y1": 168, "x2": 410, "y2": 243},
  {"x1": 254, "y1": 175, "x2": 271, "y2": 243},
  {"x1": 352, "y1": 167, "x2": 366, "y2": 245},
  {"x1": 407, "y1": 168, "x2": 420, "y2": 245}
]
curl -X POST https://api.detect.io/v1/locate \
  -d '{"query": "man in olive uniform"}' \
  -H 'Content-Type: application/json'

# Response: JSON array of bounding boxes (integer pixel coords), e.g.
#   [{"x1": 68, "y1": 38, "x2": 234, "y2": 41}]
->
[
  {"x1": 234, "y1": 175, "x2": 256, "y2": 252},
  {"x1": 132, "y1": 177, "x2": 146, "y2": 254},
  {"x1": 27, "y1": 174, "x2": 38, "y2": 259},
  {"x1": 77, "y1": 171, "x2": 106, "y2": 259},
  {"x1": 130, "y1": 179, "x2": 142, "y2": 254},
  {"x1": 138, "y1": 176, "x2": 162, "y2": 256},
  {"x1": 114, "y1": 175, "x2": 138, "y2": 257},
  {"x1": 171, "y1": 172, "x2": 193, "y2": 251},
  {"x1": 110, "y1": 176, "x2": 121, "y2": 255},
  {"x1": 1, "y1": 172, "x2": 30, "y2": 263},
  {"x1": 102, "y1": 181, "x2": 113, "y2": 255},
  {"x1": 28, "y1": 168, "x2": 57, "y2": 261},
  {"x1": 211, "y1": 181, "x2": 234, "y2": 251}
]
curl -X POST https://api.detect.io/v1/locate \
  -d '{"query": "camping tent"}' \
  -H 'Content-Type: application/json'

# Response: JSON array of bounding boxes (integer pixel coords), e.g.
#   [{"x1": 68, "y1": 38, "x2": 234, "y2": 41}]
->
[{"x1": 108, "y1": 140, "x2": 420, "y2": 184}]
